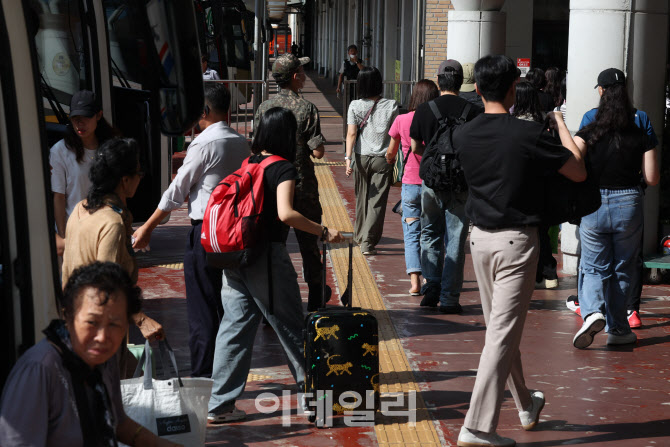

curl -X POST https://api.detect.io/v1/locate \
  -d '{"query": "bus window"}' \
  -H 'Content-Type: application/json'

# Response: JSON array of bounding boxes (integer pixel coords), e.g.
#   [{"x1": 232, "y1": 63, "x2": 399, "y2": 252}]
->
[{"x1": 30, "y1": 0, "x2": 89, "y2": 120}]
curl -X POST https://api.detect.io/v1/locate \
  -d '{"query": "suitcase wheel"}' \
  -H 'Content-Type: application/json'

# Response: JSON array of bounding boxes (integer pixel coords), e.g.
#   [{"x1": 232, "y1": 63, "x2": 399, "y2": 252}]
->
[{"x1": 308, "y1": 414, "x2": 316, "y2": 423}]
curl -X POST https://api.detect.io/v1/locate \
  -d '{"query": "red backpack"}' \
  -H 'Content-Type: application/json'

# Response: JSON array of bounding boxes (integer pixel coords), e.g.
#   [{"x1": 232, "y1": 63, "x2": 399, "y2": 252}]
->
[{"x1": 201, "y1": 155, "x2": 285, "y2": 268}]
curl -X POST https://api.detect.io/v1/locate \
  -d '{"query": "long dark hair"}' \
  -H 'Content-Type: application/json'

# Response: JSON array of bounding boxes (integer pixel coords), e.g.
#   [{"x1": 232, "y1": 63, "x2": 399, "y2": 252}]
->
[
  {"x1": 408, "y1": 79, "x2": 439, "y2": 111},
  {"x1": 544, "y1": 67, "x2": 563, "y2": 107},
  {"x1": 64, "y1": 116, "x2": 121, "y2": 163},
  {"x1": 251, "y1": 107, "x2": 297, "y2": 162},
  {"x1": 512, "y1": 81, "x2": 544, "y2": 123},
  {"x1": 584, "y1": 83, "x2": 636, "y2": 147},
  {"x1": 85, "y1": 138, "x2": 140, "y2": 212}
]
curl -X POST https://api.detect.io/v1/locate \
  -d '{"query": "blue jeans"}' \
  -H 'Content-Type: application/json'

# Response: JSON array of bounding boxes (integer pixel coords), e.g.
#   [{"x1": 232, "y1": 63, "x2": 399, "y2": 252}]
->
[
  {"x1": 579, "y1": 188, "x2": 643, "y2": 335},
  {"x1": 419, "y1": 183, "x2": 469, "y2": 306},
  {"x1": 402, "y1": 184, "x2": 422, "y2": 274},
  {"x1": 208, "y1": 243, "x2": 306, "y2": 414}
]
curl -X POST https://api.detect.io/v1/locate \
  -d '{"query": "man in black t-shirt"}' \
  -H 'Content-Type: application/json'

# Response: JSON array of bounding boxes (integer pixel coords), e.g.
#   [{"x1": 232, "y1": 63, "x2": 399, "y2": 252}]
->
[
  {"x1": 452, "y1": 55, "x2": 586, "y2": 447},
  {"x1": 409, "y1": 59, "x2": 482, "y2": 313}
]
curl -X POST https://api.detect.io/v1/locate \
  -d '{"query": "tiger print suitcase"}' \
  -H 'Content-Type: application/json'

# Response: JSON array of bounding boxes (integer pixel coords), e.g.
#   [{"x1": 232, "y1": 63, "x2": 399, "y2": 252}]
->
[{"x1": 303, "y1": 239, "x2": 379, "y2": 426}]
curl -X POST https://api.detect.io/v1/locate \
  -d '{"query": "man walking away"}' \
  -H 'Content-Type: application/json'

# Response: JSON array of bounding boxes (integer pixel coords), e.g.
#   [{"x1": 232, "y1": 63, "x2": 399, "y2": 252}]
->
[
  {"x1": 255, "y1": 53, "x2": 329, "y2": 312},
  {"x1": 454, "y1": 54, "x2": 586, "y2": 446},
  {"x1": 409, "y1": 59, "x2": 483, "y2": 314},
  {"x1": 132, "y1": 84, "x2": 249, "y2": 378}
]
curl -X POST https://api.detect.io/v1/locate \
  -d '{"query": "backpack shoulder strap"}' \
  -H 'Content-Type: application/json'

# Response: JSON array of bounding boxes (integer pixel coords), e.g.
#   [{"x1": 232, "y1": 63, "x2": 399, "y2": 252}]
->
[
  {"x1": 459, "y1": 103, "x2": 472, "y2": 122},
  {"x1": 258, "y1": 154, "x2": 286, "y2": 169},
  {"x1": 428, "y1": 100, "x2": 443, "y2": 124}
]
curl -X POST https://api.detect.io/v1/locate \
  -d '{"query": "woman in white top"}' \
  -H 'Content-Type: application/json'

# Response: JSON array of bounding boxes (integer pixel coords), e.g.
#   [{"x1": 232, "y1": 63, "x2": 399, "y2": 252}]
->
[
  {"x1": 344, "y1": 66, "x2": 399, "y2": 255},
  {"x1": 50, "y1": 90, "x2": 120, "y2": 238}
]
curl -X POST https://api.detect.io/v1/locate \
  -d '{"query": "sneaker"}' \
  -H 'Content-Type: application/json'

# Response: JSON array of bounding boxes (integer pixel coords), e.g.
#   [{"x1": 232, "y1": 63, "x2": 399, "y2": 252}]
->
[
  {"x1": 362, "y1": 248, "x2": 377, "y2": 256},
  {"x1": 207, "y1": 407, "x2": 246, "y2": 424},
  {"x1": 607, "y1": 331, "x2": 637, "y2": 345},
  {"x1": 627, "y1": 310, "x2": 641, "y2": 328},
  {"x1": 457, "y1": 426, "x2": 516, "y2": 447},
  {"x1": 519, "y1": 391, "x2": 545, "y2": 430},
  {"x1": 573, "y1": 312, "x2": 606, "y2": 349},
  {"x1": 535, "y1": 278, "x2": 559, "y2": 289},
  {"x1": 439, "y1": 303, "x2": 463, "y2": 314},
  {"x1": 565, "y1": 295, "x2": 580, "y2": 314}
]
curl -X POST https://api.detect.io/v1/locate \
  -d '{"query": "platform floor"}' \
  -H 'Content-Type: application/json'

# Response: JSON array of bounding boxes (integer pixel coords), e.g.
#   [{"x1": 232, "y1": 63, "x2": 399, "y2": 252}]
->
[{"x1": 133, "y1": 71, "x2": 670, "y2": 446}]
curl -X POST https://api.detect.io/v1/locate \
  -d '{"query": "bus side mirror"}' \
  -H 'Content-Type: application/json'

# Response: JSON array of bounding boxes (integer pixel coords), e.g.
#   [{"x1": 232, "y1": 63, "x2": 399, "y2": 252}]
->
[{"x1": 143, "y1": 0, "x2": 203, "y2": 135}]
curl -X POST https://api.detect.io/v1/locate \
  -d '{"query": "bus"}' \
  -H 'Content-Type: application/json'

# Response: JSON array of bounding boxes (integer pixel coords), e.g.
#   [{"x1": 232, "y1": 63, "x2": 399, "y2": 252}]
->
[
  {"x1": 269, "y1": 24, "x2": 292, "y2": 57},
  {"x1": 0, "y1": 0, "x2": 203, "y2": 385}
]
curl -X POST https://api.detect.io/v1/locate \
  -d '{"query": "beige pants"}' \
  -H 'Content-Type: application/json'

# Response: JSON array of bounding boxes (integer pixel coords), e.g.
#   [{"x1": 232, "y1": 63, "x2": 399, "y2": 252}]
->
[
  {"x1": 463, "y1": 226, "x2": 539, "y2": 433},
  {"x1": 353, "y1": 153, "x2": 393, "y2": 251}
]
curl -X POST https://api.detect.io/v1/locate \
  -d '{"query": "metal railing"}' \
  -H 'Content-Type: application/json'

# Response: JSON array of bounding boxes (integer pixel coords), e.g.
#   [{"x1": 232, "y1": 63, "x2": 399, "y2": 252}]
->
[{"x1": 341, "y1": 79, "x2": 416, "y2": 144}]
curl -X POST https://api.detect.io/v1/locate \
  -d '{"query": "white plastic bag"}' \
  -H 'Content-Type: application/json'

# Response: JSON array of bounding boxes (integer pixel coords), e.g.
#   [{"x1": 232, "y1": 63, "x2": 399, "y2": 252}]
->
[{"x1": 120, "y1": 340, "x2": 213, "y2": 447}]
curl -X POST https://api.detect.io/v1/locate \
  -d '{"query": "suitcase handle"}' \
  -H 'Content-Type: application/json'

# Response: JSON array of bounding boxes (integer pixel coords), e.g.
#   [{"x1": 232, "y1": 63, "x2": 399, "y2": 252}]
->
[{"x1": 322, "y1": 233, "x2": 355, "y2": 308}]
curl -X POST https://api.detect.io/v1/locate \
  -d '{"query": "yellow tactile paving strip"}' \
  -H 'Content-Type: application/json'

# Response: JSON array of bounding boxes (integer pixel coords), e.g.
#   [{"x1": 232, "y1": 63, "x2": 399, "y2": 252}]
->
[{"x1": 315, "y1": 160, "x2": 441, "y2": 446}]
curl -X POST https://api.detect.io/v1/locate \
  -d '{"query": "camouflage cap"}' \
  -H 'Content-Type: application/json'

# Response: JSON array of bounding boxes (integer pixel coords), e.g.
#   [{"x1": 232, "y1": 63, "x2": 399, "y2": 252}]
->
[{"x1": 272, "y1": 53, "x2": 310, "y2": 83}]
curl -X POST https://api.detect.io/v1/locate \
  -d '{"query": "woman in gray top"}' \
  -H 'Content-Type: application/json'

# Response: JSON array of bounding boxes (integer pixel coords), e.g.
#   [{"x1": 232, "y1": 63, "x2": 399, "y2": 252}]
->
[
  {"x1": 0, "y1": 262, "x2": 180, "y2": 447},
  {"x1": 344, "y1": 66, "x2": 399, "y2": 255}
]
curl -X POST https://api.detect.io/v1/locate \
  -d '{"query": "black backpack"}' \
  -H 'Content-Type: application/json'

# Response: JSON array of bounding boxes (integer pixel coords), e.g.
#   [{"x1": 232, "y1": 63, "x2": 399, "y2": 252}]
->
[{"x1": 418, "y1": 100, "x2": 472, "y2": 192}]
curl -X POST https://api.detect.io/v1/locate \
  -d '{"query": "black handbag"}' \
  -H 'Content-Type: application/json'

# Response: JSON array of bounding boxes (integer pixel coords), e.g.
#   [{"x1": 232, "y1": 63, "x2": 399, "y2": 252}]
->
[{"x1": 541, "y1": 173, "x2": 601, "y2": 226}]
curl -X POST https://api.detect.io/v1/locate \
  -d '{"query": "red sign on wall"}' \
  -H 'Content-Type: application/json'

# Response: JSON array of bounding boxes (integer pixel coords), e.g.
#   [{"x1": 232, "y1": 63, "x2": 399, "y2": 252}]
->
[{"x1": 517, "y1": 58, "x2": 530, "y2": 76}]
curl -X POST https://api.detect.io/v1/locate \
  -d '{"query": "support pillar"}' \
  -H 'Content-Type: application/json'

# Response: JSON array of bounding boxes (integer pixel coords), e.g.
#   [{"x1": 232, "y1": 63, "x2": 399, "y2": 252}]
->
[
  {"x1": 447, "y1": 0, "x2": 506, "y2": 64},
  {"x1": 562, "y1": 0, "x2": 668, "y2": 273}
]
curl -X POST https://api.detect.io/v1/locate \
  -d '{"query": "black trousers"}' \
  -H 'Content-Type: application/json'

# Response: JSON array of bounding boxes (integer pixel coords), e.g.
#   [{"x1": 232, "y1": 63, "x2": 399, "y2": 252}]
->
[
  {"x1": 280, "y1": 195, "x2": 323, "y2": 288},
  {"x1": 536, "y1": 224, "x2": 558, "y2": 282},
  {"x1": 184, "y1": 222, "x2": 223, "y2": 378}
]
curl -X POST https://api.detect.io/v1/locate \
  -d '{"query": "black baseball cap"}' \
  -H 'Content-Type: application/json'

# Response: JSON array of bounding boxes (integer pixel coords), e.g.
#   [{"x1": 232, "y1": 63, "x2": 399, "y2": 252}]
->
[
  {"x1": 595, "y1": 68, "x2": 626, "y2": 89},
  {"x1": 69, "y1": 90, "x2": 101, "y2": 118}
]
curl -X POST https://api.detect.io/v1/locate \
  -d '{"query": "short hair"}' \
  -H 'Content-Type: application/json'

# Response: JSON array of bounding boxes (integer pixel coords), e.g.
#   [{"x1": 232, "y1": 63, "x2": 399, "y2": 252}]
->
[
  {"x1": 525, "y1": 68, "x2": 546, "y2": 90},
  {"x1": 357, "y1": 66, "x2": 383, "y2": 99},
  {"x1": 437, "y1": 70, "x2": 463, "y2": 93},
  {"x1": 86, "y1": 138, "x2": 139, "y2": 212},
  {"x1": 251, "y1": 107, "x2": 297, "y2": 162},
  {"x1": 408, "y1": 79, "x2": 439, "y2": 112},
  {"x1": 201, "y1": 54, "x2": 209, "y2": 63},
  {"x1": 204, "y1": 83, "x2": 231, "y2": 114},
  {"x1": 347, "y1": 44, "x2": 358, "y2": 52},
  {"x1": 474, "y1": 55, "x2": 518, "y2": 103},
  {"x1": 62, "y1": 262, "x2": 142, "y2": 324}
]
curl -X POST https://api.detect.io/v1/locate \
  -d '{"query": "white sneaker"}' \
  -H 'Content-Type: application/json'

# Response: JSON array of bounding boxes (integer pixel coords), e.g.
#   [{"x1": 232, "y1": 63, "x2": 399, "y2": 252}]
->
[
  {"x1": 207, "y1": 406, "x2": 246, "y2": 423},
  {"x1": 518, "y1": 391, "x2": 545, "y2": 430},
  {"x1": 457, "y1": 426, "x2": 516, "y2": 447},
  {"x1": 573, "y1": 312, "x2": 606, "y2": 349},
  {"x1": 607, "y1": 331, "x2": 637, "y2": 345}
]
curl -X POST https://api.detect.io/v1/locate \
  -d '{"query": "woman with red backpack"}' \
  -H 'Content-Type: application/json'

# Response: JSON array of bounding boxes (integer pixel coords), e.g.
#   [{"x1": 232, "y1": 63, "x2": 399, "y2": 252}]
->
[{"x1": 207, "y1": 107, "x2": 344, "y2": 423}]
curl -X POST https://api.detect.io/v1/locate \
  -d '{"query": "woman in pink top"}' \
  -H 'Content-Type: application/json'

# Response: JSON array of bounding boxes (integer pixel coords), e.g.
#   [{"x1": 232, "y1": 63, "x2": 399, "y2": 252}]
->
[{"x1": 386, "y1": 80, "x2": 439, "y2": 295}]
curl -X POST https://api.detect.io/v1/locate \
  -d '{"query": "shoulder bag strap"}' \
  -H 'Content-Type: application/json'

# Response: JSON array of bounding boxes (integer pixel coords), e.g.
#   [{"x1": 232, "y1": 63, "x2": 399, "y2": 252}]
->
[
  {"x1": 428, "y1": 100, "x2": 443, "y2": 125},
  {"x1": 459, "y1": 103, "x2": 472, "y2": 122},
  {"x1": 359, "y1": 98, "x2": 381, "y2": 131}
]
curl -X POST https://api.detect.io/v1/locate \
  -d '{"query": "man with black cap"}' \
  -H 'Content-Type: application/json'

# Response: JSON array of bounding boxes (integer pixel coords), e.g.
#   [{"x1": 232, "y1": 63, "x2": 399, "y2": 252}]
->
[
  {"x1": 255, "y1": 53, "x2": 329, "y2": 312},
  {"x1": 565, "y1": 67, "x2": 659, "y2": 329},
  {"x1": 409, "y1": 59, "x2": 483, "y2": 313}
]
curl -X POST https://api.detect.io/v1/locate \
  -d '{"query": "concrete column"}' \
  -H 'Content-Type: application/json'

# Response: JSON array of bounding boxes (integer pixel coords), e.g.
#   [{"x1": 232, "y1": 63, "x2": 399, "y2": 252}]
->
[
  {"x1": 383, "y1": 0, "x2": 398, "y2": 81},
  {"x1": 447, "y1": 0, "x2": 506, "y2": 63},
  {"x1": 562, "y1": 0, "x2": 669, "y2": 273}
]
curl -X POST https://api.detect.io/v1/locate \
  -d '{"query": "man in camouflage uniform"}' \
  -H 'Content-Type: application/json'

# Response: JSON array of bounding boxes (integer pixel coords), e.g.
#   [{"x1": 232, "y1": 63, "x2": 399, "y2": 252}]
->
[{"x1": 255, "y1": 53, "x2": 329, "y2": 311}]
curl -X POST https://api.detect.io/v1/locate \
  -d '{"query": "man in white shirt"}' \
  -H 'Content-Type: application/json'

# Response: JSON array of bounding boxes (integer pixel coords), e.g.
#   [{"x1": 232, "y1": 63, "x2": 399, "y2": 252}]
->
[
  {"x1": 202, "y1": 55, "x2": 221, "y2": 81},
  {"x1": 133, "y1": 83, "x2": 249, "y2": 378}
]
